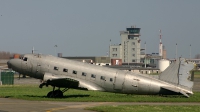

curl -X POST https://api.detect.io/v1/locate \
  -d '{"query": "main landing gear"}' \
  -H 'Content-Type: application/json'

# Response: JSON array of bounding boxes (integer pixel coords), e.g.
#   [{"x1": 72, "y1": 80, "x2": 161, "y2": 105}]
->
[
  {"x1": 47, "y1": 86, "x2": 69, "y2": 98},
  {"x1": 39, "y1": 82, "x2": 69, "y2": 98}
]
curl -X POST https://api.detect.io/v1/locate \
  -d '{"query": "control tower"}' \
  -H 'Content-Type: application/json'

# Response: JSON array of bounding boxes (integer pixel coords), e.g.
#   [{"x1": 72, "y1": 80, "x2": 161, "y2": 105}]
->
[{"x1": 110, "y1": 26, "x2": 141, "y2": 63}]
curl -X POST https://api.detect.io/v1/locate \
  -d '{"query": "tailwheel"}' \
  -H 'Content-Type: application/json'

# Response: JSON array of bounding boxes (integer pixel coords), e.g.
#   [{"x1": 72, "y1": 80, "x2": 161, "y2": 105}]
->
[{"x1": 47, "y1": 90, "x2": 63, "y2": 98}]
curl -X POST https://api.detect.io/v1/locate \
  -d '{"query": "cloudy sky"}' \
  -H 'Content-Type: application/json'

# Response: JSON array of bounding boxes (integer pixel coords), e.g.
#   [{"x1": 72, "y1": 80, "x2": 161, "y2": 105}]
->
[{"x1": 0, "y1": 0, "x2": 199, "y2": 59}]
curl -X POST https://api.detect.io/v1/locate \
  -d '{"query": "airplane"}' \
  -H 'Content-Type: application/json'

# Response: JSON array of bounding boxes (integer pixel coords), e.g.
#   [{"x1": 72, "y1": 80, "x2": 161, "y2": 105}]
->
[{"x1": 7, "y1": 53, "x2": 195, "y2": 98}]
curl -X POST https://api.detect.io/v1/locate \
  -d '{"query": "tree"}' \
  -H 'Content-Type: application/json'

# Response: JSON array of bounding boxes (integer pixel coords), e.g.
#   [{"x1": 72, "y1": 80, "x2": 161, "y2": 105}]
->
[{"x1": 0, "y1": 51, "x2": 15, "y2": 59}]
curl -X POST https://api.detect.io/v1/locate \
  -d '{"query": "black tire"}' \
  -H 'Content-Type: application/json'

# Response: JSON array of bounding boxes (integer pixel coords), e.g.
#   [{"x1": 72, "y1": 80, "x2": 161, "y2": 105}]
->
[
  {"x1": 47, "y1": 91, "x2": 53, "y2": 98},
  {"x1": 54, "y1": 90, "x2": 63, "y2": 98}
]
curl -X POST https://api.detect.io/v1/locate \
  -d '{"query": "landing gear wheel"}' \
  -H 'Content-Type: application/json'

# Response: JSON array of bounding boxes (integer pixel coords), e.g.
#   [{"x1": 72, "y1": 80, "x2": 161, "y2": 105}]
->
[
  {"x1": 54, "y1": 90, "x2": 63, "y2": 98},
  {"x1": 47, "y1": 90, "x2": 63, "y2": 98},
  {"x1": 47, "y1": 91, "x2": 54, "y2": 98}
]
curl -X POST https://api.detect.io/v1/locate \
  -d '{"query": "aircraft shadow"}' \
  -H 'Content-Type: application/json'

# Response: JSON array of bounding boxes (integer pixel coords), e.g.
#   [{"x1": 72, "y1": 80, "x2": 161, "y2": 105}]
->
[{"x1": 23, "y1": 94, "x2": 90, "y2": 98}]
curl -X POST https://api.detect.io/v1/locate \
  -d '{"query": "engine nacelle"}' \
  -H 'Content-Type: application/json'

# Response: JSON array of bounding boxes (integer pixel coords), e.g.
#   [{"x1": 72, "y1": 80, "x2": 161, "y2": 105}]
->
[{"x1": 43, "y1": 73, "x2": 60, "y2": 81}]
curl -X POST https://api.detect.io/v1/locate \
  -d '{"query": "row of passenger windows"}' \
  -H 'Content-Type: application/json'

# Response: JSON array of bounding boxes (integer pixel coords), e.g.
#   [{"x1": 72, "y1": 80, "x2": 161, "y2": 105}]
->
[{"x1": 53, "y1": 66, "x2": 113, "y2": 82}]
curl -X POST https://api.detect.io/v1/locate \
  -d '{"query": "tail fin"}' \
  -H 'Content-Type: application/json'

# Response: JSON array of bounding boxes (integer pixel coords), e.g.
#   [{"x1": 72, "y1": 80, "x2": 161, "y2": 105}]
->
[{"x1": 159, "y1": 58, "x2": 194, "y2": 90}]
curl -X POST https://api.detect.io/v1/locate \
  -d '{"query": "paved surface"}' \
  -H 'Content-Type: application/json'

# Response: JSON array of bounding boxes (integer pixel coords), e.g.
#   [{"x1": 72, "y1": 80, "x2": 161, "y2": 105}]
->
[
  {"x1": 0, "y1": 76, "x2": 199, "y2": 112},
  {"x1": 1, "y1": 98, "x2": 200, "y2": 112}
]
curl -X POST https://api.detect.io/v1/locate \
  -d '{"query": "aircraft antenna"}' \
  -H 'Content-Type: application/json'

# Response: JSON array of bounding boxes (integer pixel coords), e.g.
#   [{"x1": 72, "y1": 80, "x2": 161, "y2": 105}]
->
[
  {"x1": 32, "y1": 47, "x2": 34, "y2": 54},
  {"x1": 159, "y1": 30, "x2": 163, "y2": 58}
]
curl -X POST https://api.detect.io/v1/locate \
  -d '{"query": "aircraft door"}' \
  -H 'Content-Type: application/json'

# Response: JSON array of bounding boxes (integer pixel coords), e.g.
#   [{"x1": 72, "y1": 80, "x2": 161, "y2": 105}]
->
[
  {"x1": 21, "y1": 57, "x2": 29, "y2": 74},
  {"x1": 35, "y1": 62, "x2": 41, "y2": 78},
  {"x1": 113, "y1": 70, "x2": 125, "y2": 90}
]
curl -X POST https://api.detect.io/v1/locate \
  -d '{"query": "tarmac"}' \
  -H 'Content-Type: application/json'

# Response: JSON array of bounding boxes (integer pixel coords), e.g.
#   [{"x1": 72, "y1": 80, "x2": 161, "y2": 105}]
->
[
  {"x1": 0, "y1": 76, "x2": 199, "y2": 112},
  {"x1": 1, "y1": 98, "x2": 200, "y2": 112}
]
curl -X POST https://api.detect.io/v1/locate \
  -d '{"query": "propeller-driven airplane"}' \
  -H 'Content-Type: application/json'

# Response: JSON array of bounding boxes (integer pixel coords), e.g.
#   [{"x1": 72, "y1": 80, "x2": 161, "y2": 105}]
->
[{"x1": 7, "y1": 54, "x2": 194, "y2": 98}]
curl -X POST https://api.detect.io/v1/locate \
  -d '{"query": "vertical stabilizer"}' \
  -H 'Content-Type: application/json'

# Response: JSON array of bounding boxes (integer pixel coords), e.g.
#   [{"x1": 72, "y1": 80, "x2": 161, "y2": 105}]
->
[{"x1": 159, "y1": 58, "x2": 194, "y2": 90}]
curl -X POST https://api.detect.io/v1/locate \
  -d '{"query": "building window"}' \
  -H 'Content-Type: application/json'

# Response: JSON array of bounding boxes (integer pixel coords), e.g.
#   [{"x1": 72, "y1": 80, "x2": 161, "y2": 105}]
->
[
  {"x1": 54, "y1": 66, "x2": 59, "y2": 70},
  {"x1": 91, "y1": 74, "x2": 96, "y2": 78},
  {"x1": 132, "y1": 48, "x2": 135, "y2": 51},
  {"x1": 132, "y1": 42, "x2": 135, "y2": 45},
  {"x1": 132, "y1": 60, "x2": 136, "y2": 62},
  {"x1": 72, "y1": 70, "x2": 77, "y2": 74},
  {"x1": 112, "y1": 54, "x2": 117, "y2": 57},
  {"x1": 112, "y1": 48, "x2": 117, "y2": 51},
  {"x1": 128, "y1": 35, "x2": 134, "y2": 39},
  {"x1": 101, "y1": 76, "x2": 105, "y2": 80},
  {"x1": 132, "y1": 54, "x2": 135, "y2": 57},
  {"x1": 110, "y1": 78, "x2": 113, "y2": 82},
  {"x1": 82, "y1": 72, "x2": 87, "y2": 76},
  {"x1": 63, "y1": 68, "x2": 68, "y2": 72}
]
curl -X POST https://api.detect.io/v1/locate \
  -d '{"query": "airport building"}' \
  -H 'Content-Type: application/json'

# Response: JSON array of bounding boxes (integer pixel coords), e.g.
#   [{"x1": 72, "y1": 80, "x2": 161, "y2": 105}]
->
[
  {"x1": 109, "y1": 26, "x2": 141, "y2": 64},
  {"x1": 62, "y1": 56, "x2": 111, "y2": 66}
]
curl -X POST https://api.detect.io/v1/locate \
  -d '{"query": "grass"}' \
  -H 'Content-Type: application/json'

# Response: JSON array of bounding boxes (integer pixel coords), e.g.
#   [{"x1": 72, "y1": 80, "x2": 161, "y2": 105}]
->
[
  {"x1": 86, "y1": 105, "x2": 200, "y2": 112},
  {"x1": 0, "y1": 85, "x2": 200, "y2": 102}
]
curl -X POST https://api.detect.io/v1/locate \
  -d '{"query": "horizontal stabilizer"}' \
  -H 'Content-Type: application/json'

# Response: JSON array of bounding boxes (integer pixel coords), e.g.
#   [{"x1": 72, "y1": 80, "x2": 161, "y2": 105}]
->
[{"x1": 161, "y1": 86, "x2": 189, "y2": 97}]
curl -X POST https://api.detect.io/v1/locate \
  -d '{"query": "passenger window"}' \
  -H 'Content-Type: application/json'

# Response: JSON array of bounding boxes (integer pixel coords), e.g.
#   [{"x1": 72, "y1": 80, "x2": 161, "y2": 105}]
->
[
  {"x1": 54, "y1": 67, "x2": 59, "y2": 70},
  {"x1": 91, "y1": 74, "x2": 96, "y2": 78},
  {"x1": 101, "y1": 76, "x2": 105, "y2": 80},
  {"x1": 63, "y1": 68, "x2": 68, "y2": 72},
  {"x1": 73, "y1": 70, "x2": 77, "y2": 74},
  {"x1": 82, "y1": 72, "x2": 87, "y2": 76}
]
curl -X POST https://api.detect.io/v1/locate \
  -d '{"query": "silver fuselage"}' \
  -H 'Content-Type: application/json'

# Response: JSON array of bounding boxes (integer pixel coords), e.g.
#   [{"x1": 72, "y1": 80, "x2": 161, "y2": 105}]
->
[{"x1": 8, "y1": 54, "x2": 193, "y2": 95}]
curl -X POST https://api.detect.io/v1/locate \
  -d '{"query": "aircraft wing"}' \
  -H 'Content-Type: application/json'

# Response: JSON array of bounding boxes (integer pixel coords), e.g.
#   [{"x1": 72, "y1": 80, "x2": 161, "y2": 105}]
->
[
  {"x1": 46, "y1": 78, "x2": 79, "y2": 88},
  {"x1": 41, "y1": 73, "x2": 104, "y2": 91}
]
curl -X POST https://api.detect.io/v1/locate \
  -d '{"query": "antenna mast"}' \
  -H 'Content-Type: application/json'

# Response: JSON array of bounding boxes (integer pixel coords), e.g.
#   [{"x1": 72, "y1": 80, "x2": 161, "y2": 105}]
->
[{"x1": 159, "y1": 30, "x2": 163, "y2": 58}]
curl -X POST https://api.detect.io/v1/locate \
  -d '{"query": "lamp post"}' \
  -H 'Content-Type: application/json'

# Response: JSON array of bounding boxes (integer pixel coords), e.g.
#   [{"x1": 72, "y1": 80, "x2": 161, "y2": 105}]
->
[
  {"x1": 190, "y1": 44, "x2": 191, "y2": 60},
  {"x1": 176, "y1": 43, "x2": 177, "y2": 59},
  {"x1": 54, "y1": 45, "x2": 57, "y2": 56},
  {"x1": 145, "y1": 42, "x2": 146, "y2": 68}
]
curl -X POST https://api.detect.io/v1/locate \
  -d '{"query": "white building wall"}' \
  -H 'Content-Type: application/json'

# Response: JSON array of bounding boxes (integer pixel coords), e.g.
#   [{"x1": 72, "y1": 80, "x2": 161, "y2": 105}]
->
[
  {"x1": 110, "y1": 45, "x2": 122, "y2": 59},
  {"x1": 110, "y1": 27, "x2": 141, "y2": 64}
]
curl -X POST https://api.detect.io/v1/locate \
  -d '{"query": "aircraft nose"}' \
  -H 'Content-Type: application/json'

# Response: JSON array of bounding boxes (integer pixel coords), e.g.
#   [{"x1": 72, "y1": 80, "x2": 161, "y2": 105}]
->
[
  {"x1": 7, "y1": 59, "x2": 21, "y2": 70},
  {"x1": 7, "y1": 60, "x2": 11, "y2": 68}
]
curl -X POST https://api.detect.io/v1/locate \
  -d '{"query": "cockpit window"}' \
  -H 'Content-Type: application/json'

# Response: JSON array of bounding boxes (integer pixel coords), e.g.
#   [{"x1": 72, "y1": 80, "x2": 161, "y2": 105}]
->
[{"x1": 23, "y1": 57, "x2": 28, "y2": 61}]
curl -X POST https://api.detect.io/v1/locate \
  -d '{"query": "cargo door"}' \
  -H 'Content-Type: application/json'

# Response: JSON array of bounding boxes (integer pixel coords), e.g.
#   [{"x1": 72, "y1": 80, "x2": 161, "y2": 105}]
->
[{"x1": 113, "y1": 70, "x2": 125, "y2": 90}]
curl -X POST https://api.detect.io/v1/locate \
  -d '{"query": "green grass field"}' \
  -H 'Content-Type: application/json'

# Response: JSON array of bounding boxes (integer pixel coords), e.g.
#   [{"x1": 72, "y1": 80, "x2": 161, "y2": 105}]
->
[
  {"x1": 1, "y1": 71, "x2": 200, "y2": 111},
  {"x1": 0, "y1": 85, "x2": 200, "y2": 102},
  {"x1": 86, "y1": 105, "x2": 200, "y2": 112}
]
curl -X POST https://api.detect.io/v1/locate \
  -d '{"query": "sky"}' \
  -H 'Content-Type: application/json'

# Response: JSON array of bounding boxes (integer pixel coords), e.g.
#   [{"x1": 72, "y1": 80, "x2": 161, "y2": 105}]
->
[{"x1": 0, "y1": 0, "x2": 199, "y2": 59}]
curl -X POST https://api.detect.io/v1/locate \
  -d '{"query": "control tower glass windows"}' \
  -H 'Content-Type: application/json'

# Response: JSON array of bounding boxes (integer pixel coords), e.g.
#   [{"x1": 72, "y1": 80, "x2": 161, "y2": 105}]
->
[{"x1": 126, "y1": 28, "x2": 140, "y2": 34}]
